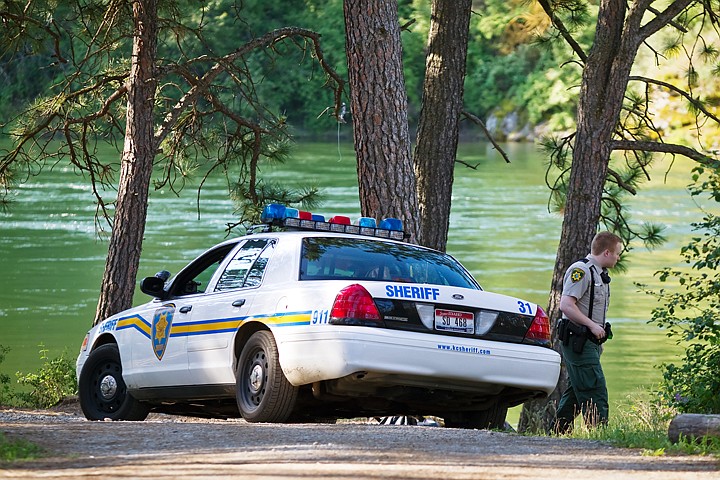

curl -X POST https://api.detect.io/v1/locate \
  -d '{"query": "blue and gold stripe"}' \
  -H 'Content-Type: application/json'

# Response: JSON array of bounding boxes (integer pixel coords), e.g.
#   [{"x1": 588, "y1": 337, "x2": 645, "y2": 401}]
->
[
  {"x1": 112, "y1": 310, "x2": 313, "y2": 339},
  {"x1": 116, "y1": 315, "x2": 152, "y2": 339}
]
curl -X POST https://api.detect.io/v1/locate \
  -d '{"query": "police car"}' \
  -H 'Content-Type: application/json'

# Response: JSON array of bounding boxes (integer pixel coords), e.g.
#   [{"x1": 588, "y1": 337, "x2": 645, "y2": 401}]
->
[{"x1": 76, "y1": 204, "x2": 561, "y2": 428}]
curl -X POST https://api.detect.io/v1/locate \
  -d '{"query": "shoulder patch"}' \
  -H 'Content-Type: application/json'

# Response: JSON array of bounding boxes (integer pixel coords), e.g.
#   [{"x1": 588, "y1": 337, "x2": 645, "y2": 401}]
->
[{"x1": 570, "y1": 268, "x2": 585, "y2": 283}]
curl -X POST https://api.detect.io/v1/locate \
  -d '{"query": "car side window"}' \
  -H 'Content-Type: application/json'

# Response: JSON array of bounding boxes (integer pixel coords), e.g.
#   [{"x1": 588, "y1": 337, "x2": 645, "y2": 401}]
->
[
  {"x1": 243, "y1": 241, "x2": 275, "y2": 288},
  {"x1": 171, "y1": 244, "x2": 237, "y2": 296},
  {"x1": 215, "y1": 239, "x2": 271, "y2": 292},
  {"x1": 185, "y1": 260, "x2": 221, "y2": 294}
]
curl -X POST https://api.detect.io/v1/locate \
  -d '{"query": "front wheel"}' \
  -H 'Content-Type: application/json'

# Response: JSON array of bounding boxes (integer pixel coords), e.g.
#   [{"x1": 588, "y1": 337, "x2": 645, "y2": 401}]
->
[
  {"x1": 78, "y1": 344, "x2": 149, "y2": 421},
  {"x1": 236, "y1": 330, "x2": 298, "y2": 422}
]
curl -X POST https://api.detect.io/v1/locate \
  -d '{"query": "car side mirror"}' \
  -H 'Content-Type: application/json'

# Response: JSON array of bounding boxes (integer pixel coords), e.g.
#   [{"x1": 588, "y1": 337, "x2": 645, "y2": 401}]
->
[{"x1": 140, "y1": 276, "x2": 167, "y2": 299}]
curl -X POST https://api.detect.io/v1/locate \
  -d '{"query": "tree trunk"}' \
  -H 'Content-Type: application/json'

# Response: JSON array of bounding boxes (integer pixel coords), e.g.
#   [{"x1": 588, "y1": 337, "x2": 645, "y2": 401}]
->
[
  {"x1": 343, "y1": 0, "x2": 419, "y2": 243},
  {"x1": 94, "y1": 0, "x2": 159, "y2": 324},
  {"x1": 519, "y1": 0, "x2": 635, "y2": 432},
  {"x1": 668, "y1": 414, "x2": 720, "y2": 443},
  {"x1": 413, "y1": 0, "x2": 471, "y2": 251}
]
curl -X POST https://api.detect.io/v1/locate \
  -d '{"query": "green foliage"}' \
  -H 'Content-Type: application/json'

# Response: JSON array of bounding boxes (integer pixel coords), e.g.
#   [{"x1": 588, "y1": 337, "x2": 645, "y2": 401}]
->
[
  {"x1": 0, "y1": 346, "x2": 14, "y2": 406},
  {"x1": 0, "y1": 431, "x2": 44, "y2": 463},
  {"x1": 564, "y1": 392, "x2": 720, "y2": 456},
  {"x1": 464, "y1": 0, "x2": 582, "y2": 124},
  {"x1": 566, "y1": 392, "x2": 674, "y2": 448},
  {"x1": 465, "y1": 46, "x2": 545, "y2": 119},
  {"x1": 645, "y1": 166, "x2": 720, "y2": 415},
  {"x1": 226, "y1": 135, "x2": 324, "y2": 230},
  {"x1": 13, "y1": 345, "x2": 78, "y2": 409},
  {"x1": 521, "y1": 65, "x2": 579, "y2": 129},
  {"x1": 6, "y1": 0, "x2": 719, "y2": 144},
  {"x1": 542, "y1": 137, "x2": 667, "y2": 268},
  {"x1": 0, "y1": 0, "x2": 585, "y2": 138},
  {"x1": 1, "y1": 0, "x2": 353, "y2": 226}
]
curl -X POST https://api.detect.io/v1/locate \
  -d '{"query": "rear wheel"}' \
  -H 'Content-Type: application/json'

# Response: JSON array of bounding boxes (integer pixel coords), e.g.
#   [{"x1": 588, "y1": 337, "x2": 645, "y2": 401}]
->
[
  {"x1": 236, "y1": 331, "x2": 298, "y2": 422},
  {"x1": 444, "y1": 402, "x2": 508, "y2": 430},
  {"x1": 78, "y1": 344, "x2": 149, "y2": 421}
]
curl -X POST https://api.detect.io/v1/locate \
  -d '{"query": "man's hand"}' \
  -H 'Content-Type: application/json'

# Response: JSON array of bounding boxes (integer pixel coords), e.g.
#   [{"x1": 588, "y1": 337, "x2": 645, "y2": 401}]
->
[
  {"x1": 588, "y1": 322, "x2": 606, "y2": 340},
  {"x1": 560, "y1": 294, "x2": 606, "y2": 340}
]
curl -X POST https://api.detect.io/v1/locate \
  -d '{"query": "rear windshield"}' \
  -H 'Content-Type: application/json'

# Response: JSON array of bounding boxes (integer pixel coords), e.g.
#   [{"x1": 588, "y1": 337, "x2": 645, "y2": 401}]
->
[{"x1": 299, "y1": 237, "x2": 480, "y2": 289}]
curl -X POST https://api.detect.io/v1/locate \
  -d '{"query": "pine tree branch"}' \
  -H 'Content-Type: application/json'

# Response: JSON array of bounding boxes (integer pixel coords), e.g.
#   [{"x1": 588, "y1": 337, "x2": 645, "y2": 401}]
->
[
  {"x1": 628, "y1": 75, "x2": 720, "y2": 124},
  {"x1": 155, "y1": 27, "x2": 344, "y2": 149},
  {"x1": 611, "y1": 140, "x2": 720, "y2": 167},
  {"x1": 606, "y1": 167, "x2": 637, "y2": 195},
  {"x1": 203, "y1": 90, "x2": 265, "y2": 203},
  {"x1": 647, "y1": 6, "x2": 688, "y2": 33},
  {"x1": 460, "y1": 110, "x2": 510, "y2": 163},
  {"x1": 64, "y1": 80, "x2": 128, "y2": 125},
  {"x1": 536, "y1": 0, "x2": 587, "y2": 62},
  {"x1": 638, "y1": 0, "x2": 694, "y2": 41},
  {"x1": 0, "y1": 11, "x2": 67, "y2": 64}
]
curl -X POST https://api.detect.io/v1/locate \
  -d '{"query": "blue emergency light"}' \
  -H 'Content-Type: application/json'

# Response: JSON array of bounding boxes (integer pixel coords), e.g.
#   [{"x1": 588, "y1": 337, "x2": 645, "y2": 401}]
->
[{"x1": 259, "y1": 204, "x2": 405, "y2": 240}]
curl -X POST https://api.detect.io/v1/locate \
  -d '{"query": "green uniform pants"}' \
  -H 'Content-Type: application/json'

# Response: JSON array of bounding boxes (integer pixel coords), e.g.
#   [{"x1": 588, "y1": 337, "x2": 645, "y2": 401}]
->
[{"x1": 555, "y1": 340, "x2": 608, "y2": 433}]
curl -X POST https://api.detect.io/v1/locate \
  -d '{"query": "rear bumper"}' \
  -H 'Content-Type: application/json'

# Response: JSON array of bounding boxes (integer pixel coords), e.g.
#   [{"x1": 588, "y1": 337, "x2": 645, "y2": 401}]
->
[{"x1": 274, "y1": 326, "x2": 561, "y2": 396}]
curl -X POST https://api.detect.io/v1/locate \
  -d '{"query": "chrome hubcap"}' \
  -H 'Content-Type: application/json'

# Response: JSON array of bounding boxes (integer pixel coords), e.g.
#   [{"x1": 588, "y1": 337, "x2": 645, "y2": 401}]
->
[
  {"x1": 99, "y1": 375, "x2": 118, "y2": 400},
  {"x1": 249, "y1": 364, "x2": 264, "y2": 393}
]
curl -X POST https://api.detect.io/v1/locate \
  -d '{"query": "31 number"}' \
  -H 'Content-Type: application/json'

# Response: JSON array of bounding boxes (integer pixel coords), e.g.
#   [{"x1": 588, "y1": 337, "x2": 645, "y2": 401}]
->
[{"x1": 517, "y1": 301, "x2": 533, "y2": 314}]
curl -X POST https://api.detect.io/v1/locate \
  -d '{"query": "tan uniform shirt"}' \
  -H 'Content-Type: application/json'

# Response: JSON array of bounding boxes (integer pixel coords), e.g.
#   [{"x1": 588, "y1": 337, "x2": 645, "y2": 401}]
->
[{"x1": 561, "y1": 256, "x2": 610, "y2": 326}]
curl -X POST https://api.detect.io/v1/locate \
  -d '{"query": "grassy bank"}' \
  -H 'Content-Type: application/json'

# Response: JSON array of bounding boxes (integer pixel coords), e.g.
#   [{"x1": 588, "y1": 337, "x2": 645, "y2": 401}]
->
[{"x1": 559, "y1": 394, "x2": 720, "y2": 457}]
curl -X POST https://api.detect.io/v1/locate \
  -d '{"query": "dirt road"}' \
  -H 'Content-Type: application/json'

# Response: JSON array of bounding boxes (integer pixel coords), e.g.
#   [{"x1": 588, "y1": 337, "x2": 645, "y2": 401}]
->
[{"x1": 1, "y1": 406, "x2": 718, "y2": 479}]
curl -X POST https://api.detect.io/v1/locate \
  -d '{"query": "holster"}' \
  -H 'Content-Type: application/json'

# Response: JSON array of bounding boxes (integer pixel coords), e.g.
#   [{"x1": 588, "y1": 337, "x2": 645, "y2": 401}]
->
[
  {"x1": 556, "y1": 318, "x2": 570, "y2": 345},
  {"x1": 557, "y1": 318, "x2": 588, "y2": 353},
  {"x1": 568, "y1": 321, "x2": 588, "y2": 353},
  {"x1": 587, "y1": 322, "x2": 613, "y2": 345}
]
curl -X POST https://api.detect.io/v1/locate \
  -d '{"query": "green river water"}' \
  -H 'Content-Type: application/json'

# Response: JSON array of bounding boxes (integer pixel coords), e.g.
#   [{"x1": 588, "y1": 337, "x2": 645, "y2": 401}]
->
[{"x1": 0, "y1": 140, "x2": 714, "y2": 417}]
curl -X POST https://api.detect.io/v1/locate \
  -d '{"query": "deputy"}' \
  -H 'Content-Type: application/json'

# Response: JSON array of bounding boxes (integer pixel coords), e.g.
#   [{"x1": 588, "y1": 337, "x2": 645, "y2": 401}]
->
[{"x1": 554, "y1": 231, "x2": 622, "y2": 434}]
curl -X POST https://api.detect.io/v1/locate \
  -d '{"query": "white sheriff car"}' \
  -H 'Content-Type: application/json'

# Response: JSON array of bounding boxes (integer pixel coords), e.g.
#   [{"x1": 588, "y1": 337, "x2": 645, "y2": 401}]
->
[{"x1": 76, "y1": 204, "x2": 561, "y2": 428}]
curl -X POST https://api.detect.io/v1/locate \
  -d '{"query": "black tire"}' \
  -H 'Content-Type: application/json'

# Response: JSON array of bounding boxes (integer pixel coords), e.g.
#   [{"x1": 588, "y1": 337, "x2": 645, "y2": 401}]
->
[
  {"x1": 444, "y1": 402, "x2": 508, "y2": 430},
  {"x1": 236, "y1": 330, "x2": 298, "y2": 422},
  {"x1": 78, "y1": 344, "x2": 149, "y2": 421}
]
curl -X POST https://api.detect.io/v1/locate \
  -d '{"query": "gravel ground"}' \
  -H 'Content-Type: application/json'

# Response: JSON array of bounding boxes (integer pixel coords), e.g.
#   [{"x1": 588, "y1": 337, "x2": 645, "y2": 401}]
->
[{"x1": 1, "y1": 400, "x2": 718, "y2": 479}]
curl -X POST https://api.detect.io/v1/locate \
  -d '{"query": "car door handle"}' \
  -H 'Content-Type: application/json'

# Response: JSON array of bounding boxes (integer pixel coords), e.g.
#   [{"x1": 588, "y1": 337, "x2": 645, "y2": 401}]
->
[
  {"x1": 232, "y1": 299, "x2": 246, "y2": 307},
  {"x1": 179, "y1": 305, "x2": 192, "y2": 313}
]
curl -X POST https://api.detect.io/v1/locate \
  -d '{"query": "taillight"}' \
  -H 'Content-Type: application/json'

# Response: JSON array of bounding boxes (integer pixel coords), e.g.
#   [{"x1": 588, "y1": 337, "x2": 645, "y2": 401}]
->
[
  {"x1": 523, "y1": 306, "x2": 552, "y2": 347},
  {"x1": 329, "y1": 284, "x2": 382, "y2": 326}
]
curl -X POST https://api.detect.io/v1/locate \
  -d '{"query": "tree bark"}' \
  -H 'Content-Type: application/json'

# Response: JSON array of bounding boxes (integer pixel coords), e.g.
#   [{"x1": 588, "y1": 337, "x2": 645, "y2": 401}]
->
[
  {"x1": 413, "y1": 0, "x2": 472, "y2": 251},
  {"x1": 519, "y1": 0, "x2": 637, "y2": 432},
  {"x1": 344, "y1": 0, "x2": 419, "y2": 243},
  {"x1": 668, "y1": 414, "x2": 720, "y2": 443},
  {"x1": 94, "y1": 0, "x2": 159, "y2": 324}
]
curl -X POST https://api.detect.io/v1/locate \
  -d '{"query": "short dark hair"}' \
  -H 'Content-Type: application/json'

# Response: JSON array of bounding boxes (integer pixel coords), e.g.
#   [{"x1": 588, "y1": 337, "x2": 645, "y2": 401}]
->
[{"x1": 591, "y1": 231, "x2": 622, "y2": 255}]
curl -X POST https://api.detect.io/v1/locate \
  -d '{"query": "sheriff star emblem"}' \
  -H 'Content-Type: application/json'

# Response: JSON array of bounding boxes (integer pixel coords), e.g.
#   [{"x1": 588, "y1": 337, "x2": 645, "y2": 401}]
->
[
  {"x1": 152, "y1": 303, "x2": 175, "y2": 360},
  {"x1": 570, "y1": 268, "x2": 585, "y2": 282}
]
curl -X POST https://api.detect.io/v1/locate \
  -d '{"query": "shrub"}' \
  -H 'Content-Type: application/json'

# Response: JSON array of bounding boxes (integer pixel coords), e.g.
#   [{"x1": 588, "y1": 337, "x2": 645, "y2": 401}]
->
[
  {"x1": 645, "y1": 166, "x2": 720, "y2": 414},
  {"x1": 565, "y1": 391, "x2": 720, "y2": 456},
  {"x1": 0, "y1": 346, "x2": 14, "y2": 406},
  {"x1": 14, "y1": 345, "x2": 78, "y2": 409}
]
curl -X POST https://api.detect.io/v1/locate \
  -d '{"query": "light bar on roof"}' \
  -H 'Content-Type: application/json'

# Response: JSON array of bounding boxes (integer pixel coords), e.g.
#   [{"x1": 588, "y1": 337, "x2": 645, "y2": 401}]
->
[
  {"x1": 260, "y1": 203, "x2": 405, "y2": 240},
  {"x1": 358, "y1": 217, "x2": 376, "y2": 236}
]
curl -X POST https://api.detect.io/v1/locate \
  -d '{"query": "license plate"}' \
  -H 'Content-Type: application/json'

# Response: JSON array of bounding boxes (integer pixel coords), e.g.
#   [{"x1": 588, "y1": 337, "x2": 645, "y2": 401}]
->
[{"x1": 434, "y1": 309, "x2": 474, "y2": 334}]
